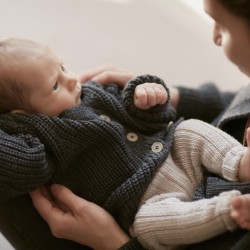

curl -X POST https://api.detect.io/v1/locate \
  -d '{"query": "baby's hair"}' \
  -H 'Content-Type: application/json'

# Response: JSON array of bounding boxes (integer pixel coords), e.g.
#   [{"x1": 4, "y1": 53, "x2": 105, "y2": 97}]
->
[
  {"x1": 219, "y1": 0, "x2": 250, "y2": 22},
  {"x1": 0, "y1": 37, "x2": 46, "y2": 113}
]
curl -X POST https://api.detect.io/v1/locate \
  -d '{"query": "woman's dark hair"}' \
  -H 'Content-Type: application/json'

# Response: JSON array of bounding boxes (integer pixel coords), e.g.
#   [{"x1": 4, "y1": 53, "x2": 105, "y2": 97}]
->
[{"x1": 219, "y1": 0, "x2": 250, "y2": 21}]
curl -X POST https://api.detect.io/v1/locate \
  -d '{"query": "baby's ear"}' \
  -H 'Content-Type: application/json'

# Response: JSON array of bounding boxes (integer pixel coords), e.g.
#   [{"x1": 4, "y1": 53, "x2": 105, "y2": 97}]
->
[{"x1": 11, "y1": 109, "x2": 27, "y2": 114}]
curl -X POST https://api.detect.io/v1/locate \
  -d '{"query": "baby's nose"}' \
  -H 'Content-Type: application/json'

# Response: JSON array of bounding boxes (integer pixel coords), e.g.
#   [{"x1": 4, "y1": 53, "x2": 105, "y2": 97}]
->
[{"x1": 76, "y1": 81, "x2": 81, "y2": 90}]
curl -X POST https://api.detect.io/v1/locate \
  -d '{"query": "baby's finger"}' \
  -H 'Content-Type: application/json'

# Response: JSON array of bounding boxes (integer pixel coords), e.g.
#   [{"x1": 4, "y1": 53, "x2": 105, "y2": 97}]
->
[
  {"x1": 134, "y1": 86, "x2": 148, "y2": 108},
  {"x1": 145, "y1": 86, "x2": 157, "y2": 107},
  {"x1": 156, "y1": 85, "x2": 168, "y2": 104}
]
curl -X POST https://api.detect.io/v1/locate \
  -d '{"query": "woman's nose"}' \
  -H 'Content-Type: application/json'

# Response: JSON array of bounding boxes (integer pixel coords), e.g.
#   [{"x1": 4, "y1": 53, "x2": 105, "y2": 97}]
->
[{"x1": 213, "y1": 23, "x2": 222, "y2": 46}]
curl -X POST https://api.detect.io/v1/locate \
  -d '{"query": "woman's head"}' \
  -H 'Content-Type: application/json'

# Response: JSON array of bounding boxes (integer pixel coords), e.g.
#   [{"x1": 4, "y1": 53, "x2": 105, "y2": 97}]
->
[
  {"x1": 218, "y1": 0, "x2": 250, "y2": 21},
  {"x1": 203, "y1": 0, "x2": 250, "y2": 77}
]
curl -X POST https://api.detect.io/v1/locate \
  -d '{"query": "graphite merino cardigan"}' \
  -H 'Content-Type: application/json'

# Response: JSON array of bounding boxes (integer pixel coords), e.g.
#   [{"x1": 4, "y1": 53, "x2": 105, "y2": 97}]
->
[{"x1": 0, "y1": 75, "x2": 178, "y2": 242}]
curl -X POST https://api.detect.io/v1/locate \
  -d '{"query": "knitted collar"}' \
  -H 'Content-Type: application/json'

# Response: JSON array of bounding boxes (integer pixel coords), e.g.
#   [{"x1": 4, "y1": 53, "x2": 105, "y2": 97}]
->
[{"x1": 217, "y1": 84, "x2": 250, "y2": 129}]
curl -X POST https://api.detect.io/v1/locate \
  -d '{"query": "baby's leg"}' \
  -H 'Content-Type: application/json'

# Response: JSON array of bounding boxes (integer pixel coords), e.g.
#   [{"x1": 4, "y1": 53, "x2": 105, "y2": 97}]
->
[
  {"x1": 173, "y1": 119, "x2": 246, "y2": 182},
  {"x1": 133, "y1": 189, "x2": 240, "y2": 249},
  {"x1": 231, "y1": 194, "x2": 250, "y2": 230},
  {"x1": 238, "y1": 127, "x2": 250, "y2": 182},
  {"x1": 131, "y1": 153, "x2": 240, "y2": 249}
]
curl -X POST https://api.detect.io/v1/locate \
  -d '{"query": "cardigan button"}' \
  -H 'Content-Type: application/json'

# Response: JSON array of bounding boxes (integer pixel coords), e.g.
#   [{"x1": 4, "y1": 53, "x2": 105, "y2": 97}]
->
[
  {"x1": 151, "y1": 142, "x2": 163, "y2": 153},
  {"x1": 127, "y1": 132, "x2": 138, "y2": 142},
  {"x1": 166, "y1": 121, "x2": 173, "y2": 131},
  {"x1": 100, "y1": 114, "x2": 111, "y2": 121}
]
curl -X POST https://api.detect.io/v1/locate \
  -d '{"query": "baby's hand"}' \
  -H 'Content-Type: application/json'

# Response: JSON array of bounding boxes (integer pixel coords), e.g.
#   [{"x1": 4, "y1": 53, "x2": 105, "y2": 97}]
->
[{"x1": 134, "y1": 83, "x2": 168, "y2": 110}]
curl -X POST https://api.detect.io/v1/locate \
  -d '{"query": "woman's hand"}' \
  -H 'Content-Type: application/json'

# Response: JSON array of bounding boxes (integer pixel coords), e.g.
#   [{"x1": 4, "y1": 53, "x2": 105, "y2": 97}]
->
[
  {"x1": 30, "y1": 184, "x2": 130, "y2": 250},
  {"x1": 79, "y1": 64, "x2": 134, "y2": 87}
]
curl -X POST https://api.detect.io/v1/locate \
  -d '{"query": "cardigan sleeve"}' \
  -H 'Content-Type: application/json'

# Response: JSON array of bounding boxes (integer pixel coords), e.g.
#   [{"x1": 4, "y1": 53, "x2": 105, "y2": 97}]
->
[
  {"x1": 0, "y1": 129, "x2": 53, "y2": 201},
  {"x1": 123, "y1": 75, "x2": 176, "y2": 124},
  {"x1": 176, "y1": 83, "x2": 236, "y2": 123}
]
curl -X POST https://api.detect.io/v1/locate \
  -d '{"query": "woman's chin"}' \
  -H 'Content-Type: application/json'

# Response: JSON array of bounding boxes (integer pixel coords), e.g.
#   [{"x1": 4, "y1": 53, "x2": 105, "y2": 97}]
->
[{"x1": 238, "y1": 67, "x2": 249, "y2": 77}]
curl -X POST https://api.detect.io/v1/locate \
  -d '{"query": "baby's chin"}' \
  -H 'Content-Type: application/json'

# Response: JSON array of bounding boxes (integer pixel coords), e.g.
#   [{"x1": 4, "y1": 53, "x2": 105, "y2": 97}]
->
[{"x1": 76, "y1": 98, "x2": 81, "y2": 106}]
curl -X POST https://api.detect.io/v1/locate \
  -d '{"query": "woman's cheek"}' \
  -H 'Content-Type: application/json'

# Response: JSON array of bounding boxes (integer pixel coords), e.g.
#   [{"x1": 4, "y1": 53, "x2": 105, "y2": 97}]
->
[{"x1": 222, "y1": 38, "x2": 238, "y2": 65}]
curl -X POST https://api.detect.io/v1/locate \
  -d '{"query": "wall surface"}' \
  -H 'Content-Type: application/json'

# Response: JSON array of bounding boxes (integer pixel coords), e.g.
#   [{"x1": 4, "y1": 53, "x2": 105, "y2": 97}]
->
[
  {"x1": 0, "y1": 0, "x2": 249, "y2": 249},
  {"x1": 0, "y1": 0, "x2": 248, "y2": 90}
]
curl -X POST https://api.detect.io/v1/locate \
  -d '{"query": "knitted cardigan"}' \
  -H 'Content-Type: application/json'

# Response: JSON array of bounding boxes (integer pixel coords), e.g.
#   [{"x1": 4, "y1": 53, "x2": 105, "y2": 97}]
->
[{"x1": 0, "y1": 75, "x2": 178, "y2": 235}]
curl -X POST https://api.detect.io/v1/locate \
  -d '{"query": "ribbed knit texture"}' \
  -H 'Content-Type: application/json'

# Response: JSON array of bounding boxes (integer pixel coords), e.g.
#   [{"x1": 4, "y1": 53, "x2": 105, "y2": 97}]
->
[
  {"x1": 177, "y1": 83, "x2": 235, "y2": 123},
  {"x1": 206, "y1": 177, "x2": 250, "y2": 198},
  {"x1": 177, "y1": 83, "x2": 250, "y2": 200},
  {"x1": 131, "y1": 119, "x2": 243, "y2": 249},
  {"x1": 177, "y1": 83, "x2": 250, "y2": 250},
  {"x1": 0, "y1": 129, "x2": 52, "y2": 200},
  {"x1": 0, "y1": 75, "x2": 177, "y2": 236}
]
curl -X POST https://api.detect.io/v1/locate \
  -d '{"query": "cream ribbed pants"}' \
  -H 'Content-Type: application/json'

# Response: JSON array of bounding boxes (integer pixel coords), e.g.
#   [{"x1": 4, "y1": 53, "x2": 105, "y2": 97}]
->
[{"x1": 131, "y1": 119, "x2": 244, "y2": 250}]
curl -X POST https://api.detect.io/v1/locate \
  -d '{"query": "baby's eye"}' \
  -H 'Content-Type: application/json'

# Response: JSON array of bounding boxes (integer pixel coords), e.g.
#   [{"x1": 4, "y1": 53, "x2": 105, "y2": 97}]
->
[
  {"x1": 61, "y1": 65, "x2": 66, "y2": 72},
  {"x1": 53, "y1": 82, "x2": 59, "y2": 90}
]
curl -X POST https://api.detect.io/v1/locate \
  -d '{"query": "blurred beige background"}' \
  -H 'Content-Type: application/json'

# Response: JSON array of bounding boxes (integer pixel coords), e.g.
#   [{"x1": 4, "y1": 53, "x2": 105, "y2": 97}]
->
[
  {"x1": 0, "y1": 0, "x2": 248, "y2": 90},
  {"x1": 0, "y1": 0, "x2": 249, "y2": 249}
]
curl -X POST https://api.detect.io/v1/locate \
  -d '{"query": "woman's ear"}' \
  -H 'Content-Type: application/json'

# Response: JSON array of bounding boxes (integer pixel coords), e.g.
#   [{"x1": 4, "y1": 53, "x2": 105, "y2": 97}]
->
[{"x1": 11, "y1": 109, "x2": 27, "y2": 114}]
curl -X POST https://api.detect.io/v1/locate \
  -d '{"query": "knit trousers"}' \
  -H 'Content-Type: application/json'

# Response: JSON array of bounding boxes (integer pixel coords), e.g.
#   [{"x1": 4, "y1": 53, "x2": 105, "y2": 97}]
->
[{"x1": 131, "y1": 119, "x2": 244, "y2": 250}]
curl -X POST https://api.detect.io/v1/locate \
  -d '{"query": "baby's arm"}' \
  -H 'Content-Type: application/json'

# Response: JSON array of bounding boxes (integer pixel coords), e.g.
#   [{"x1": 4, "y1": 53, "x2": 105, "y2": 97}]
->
[{"x1": 134, "y1": 83, "x2": 168, "y2": 110}]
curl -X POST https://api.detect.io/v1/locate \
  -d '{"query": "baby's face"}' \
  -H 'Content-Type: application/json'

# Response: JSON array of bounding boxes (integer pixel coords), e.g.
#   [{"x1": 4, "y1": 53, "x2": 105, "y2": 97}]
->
[{"x1": 23, "y1": 48, "x2": 82, "y2": 116}]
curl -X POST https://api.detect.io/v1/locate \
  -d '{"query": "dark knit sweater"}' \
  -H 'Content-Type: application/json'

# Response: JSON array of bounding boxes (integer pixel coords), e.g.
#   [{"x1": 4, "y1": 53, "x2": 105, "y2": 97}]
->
[{"x1": 0, "y1": 75, "x2": 178, "y2": 236}]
